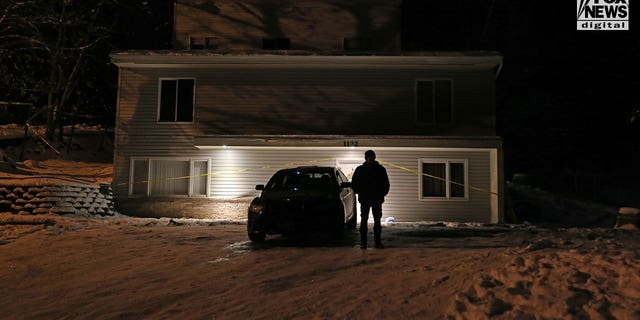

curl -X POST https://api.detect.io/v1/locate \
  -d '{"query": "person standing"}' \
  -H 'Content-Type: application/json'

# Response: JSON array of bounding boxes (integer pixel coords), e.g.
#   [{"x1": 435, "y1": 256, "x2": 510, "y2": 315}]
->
[{"x1": 351, "y1": 150, "x2": 390, "y2": 249}]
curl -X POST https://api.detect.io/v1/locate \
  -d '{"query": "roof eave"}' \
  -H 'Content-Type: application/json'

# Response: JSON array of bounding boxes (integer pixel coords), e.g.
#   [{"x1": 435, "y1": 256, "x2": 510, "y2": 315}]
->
[{"x1": 110, "y1": 51, "x2": 502, "y2": 69}]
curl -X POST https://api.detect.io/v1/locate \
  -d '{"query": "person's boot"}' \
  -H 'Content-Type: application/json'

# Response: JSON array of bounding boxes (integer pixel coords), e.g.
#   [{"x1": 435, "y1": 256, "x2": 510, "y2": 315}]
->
[
  {"x1": 360, "y1": 234, "x2": 367, "y2": 249},
  {"x1": 374, "y1": 232, "x2": 383, "y2": 249}
]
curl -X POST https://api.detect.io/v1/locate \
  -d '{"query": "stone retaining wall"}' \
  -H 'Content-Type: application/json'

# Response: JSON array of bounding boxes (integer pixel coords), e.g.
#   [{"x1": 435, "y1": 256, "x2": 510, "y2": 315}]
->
[
  {"x1": 0, "y1": 184, "x2": 117, "y2": 216},
  {"x1": 115, "y1": 197, "x2": 250, "y2": 220},
  {"x1": 615, "y1": 207, "x2": 640, "y2": 229}
]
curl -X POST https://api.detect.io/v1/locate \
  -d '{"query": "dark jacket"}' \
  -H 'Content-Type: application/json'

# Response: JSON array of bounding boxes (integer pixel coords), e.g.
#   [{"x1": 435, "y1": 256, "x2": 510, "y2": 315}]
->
[{"x1": 351, "y1": 160, "x2": 390, "y2": 204}]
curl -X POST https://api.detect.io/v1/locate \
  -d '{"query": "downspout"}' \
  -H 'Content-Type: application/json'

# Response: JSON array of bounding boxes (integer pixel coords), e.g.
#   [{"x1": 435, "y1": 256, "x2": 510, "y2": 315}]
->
[
  {"x1": 112, "y1": 57, "x2": 122, "y2": 195},
  {"x1": 494, "y1": 56, "x2": 503, "y2": 80},
  {"x1": 497, "y1": 55, "x2": 504, "y2": 223},
  {"x1": 173, "y1": 0, "x2": 178, "y2": 49}
]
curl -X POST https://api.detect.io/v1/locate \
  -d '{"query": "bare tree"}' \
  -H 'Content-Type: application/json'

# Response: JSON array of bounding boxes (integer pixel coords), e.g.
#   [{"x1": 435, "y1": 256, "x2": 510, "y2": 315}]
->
[{"x1": 0, "y1": 0, "x2": 113, "y2": 139}]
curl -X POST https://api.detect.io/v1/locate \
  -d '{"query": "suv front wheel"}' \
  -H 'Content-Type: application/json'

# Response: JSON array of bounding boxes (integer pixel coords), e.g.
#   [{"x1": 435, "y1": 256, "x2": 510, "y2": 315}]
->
[{"x1": 247, "y1": 216, "x2": 266, "y2": 242}]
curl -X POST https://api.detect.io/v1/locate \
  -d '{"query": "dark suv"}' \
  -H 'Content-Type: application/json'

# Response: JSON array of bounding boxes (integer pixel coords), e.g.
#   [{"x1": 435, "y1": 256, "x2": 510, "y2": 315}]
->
[{"x1": 247, "y1": 166, "x2": 357, "y2": 242}]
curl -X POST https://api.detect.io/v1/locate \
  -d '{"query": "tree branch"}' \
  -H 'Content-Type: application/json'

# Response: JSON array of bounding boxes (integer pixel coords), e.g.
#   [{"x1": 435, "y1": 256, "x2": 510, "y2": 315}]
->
[
  {"x1": 0, "y1": 1, "x2": 21, "y2": 25},
  {"x1": 60, "y1": 41, "x2": 95, "y2": 109},
  {"x1": 0, "y1": 35, "x2": 51, "y2": 52}
]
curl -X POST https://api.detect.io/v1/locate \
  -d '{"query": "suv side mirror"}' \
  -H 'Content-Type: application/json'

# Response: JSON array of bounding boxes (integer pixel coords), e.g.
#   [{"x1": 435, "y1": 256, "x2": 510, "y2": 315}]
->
[
  {"x1": 340, "y1": 182, "x2": 352, "y2": 188},
  {"x1": 255, "y1": 184, "x2": 265, "y2": 190}
]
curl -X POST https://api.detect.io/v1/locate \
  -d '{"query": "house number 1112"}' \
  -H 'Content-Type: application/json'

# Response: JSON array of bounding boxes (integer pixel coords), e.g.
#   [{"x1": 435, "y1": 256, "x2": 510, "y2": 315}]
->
[{"x1": 343, "y1": 140, "x2": 359, "y2": 147}]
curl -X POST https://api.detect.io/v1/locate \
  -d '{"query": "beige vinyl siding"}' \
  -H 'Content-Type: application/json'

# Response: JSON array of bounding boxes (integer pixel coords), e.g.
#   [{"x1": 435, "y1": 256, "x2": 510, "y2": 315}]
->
[
  {"x1": 115, "y1": 146, "x2": 497, "y2": 222},
  {"x1": 115, "y1": 66, "x2": 496, "y2": 137},
  {"x1": 174, "y1": 0, "x2": 401, "y2": 51},
  {"x1": 207, "y1": 148, "x2": 495, "y2": 222},
  {"x1": 116, "y1": 69, "x2": 203, "y2": 136}
]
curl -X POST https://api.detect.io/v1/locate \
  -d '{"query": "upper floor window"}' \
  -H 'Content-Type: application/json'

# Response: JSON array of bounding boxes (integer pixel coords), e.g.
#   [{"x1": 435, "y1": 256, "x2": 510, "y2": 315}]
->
[
  {"x1": 204, "y1": 37, "x2": 221, "y2": 50},
  {"x1": 262, "y1": 37, "x2": 291, "y2": 50},
  {"x1": 189, "y1": 37, "x2": 204, "y2": 50},
  {"x1": 420, "y1": 159, "x2": 467, "y2": 200},
  {"x1": 343, "y1": 37, "x2": 373, "y2": 51},
  {"x1": 189, "y1": 36, "x2": 221, "y2": 50},
  {"x1": 158, "y1": 78, "x2": 195, "y2": 122},
  {"x1": 416, "y1": 79, "x2": 452, "y2": 124}
]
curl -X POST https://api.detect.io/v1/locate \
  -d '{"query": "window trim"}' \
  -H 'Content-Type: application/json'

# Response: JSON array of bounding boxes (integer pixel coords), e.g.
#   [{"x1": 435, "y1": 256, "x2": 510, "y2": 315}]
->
[
  {"x1": 204, "y1": 36, "x2": 221, "y2": 50},
  {"x1": 414, "y1": 79, "x2": 454, "y2": 125},
  {"x1": 129, "y1": 158, "x2": 150, "y2": 197},
  {"x1": 190, "y1": 159, "x2": 210, "y2": 197},
  {"x1": 189, "y1": 36, "x2": 204, "y2": 50},
  {"x1": 128, "y1": 157, "x2": 210, "y2": 197},
  {"x1": 188, "y1": 36, "x2": 221, "y2": 50},
  {"x1": 157, "y1": 78, "x2": 196, "y2": 124},
  {"x1": 418, "y1": 158, "x2": 469, "y2": 201}
]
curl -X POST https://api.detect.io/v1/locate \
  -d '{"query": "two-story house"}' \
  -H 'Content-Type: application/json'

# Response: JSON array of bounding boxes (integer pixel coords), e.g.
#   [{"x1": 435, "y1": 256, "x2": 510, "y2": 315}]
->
[{"x1": 110, "y1": 0, "x2": 504, "y2": 223}]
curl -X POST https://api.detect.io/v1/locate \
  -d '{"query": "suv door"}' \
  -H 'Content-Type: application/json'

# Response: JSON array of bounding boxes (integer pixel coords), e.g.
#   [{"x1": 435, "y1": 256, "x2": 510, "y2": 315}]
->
[{"x1": 337, "y1": 169, "x2": 355, "y2": 221}]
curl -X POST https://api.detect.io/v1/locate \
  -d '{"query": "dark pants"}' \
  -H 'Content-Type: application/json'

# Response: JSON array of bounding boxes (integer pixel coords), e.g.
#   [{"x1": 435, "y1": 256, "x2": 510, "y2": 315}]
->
[{"x1": 359, "y1": 201, "x2": 382, "y2": 245}]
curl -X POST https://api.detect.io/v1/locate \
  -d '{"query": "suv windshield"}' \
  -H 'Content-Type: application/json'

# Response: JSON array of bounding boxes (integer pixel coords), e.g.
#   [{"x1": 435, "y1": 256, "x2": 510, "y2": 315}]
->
[{"x1": 265, "y1": 170, "x2": 335, "y2": 191}]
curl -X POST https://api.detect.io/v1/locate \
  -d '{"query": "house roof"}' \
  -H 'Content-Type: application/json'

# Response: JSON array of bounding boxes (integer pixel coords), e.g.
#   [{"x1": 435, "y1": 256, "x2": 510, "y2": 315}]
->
[
  {"x1": 111, "y1": 49, "x2": 501, "y2": 57},
  {"x1": 110, "y1": 50, "x2": 503, "y2": 72}
]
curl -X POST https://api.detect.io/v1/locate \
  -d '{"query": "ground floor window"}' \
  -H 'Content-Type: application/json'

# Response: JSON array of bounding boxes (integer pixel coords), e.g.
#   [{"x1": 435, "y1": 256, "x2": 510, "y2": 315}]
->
[
  {"x1": 129, "y1": 158, "x2": 209, "y2": 197},
  {"x1": 419, "y1": 159, "x2": 468, "y2": 200}
]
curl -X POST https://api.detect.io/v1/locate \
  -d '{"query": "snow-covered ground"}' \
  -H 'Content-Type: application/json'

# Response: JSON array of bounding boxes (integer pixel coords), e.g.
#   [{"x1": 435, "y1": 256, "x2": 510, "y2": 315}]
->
[{"x1": 1, "y1": 214, "x2": 639, "y2": 319}]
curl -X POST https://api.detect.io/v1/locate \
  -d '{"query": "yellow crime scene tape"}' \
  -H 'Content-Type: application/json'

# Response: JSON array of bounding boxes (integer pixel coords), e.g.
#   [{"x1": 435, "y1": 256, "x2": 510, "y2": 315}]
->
[
  {"x1": 120, "y1": 157, "x2": 497, "y2": 196},
  {"x1": 115, "y1": 158, "x2": 336, "y2": 187},
  {"x1": 378, "y1": 160, "x2": 498, "y2": 196}
]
